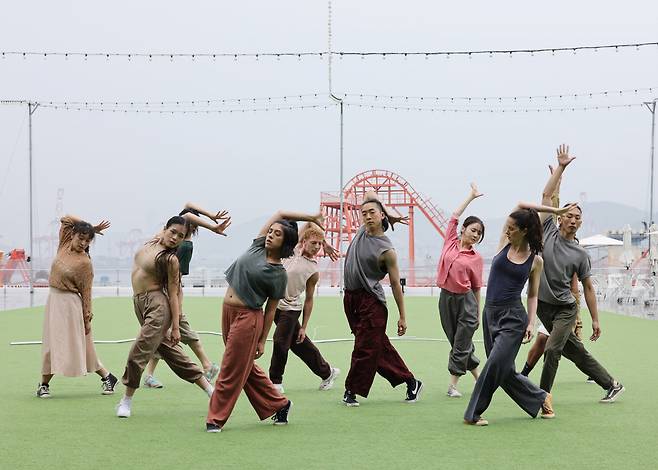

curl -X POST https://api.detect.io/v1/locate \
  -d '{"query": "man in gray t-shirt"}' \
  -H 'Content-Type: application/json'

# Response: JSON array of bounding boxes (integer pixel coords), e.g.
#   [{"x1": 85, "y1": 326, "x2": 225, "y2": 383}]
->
[
  {"x1": 535, "y1": 145, "x2": 624, "y2": 417},
  {"x1": 538, "y1": 217, "x2": 591, "y2": 305}
]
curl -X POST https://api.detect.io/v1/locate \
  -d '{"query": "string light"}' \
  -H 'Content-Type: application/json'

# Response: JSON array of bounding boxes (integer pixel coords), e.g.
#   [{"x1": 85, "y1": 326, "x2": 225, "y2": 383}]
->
[
  {"x1": 33, "y1": 103, "x2": 336, "y2": 114},
  {"x1": 0, "y1": 41, "x2": 655, "y2": 62},
  {"x1": 342, "y1": 87, "x2": 656, "y2": 103},
  {"x1": 343, "y1": 102, "x2": 646, "y2": 113},
  {"x1": 25, "y1": 93, "x2": 328, "y2": 109}
]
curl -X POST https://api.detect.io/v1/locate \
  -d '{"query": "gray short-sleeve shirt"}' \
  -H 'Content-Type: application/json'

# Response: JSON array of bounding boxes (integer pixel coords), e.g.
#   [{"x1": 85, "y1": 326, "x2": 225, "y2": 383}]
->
[
  {"x1": 538, "y1": 217, "x2": 591, "y2": 305},
  {"x1": 225, "y1": 236, "x2": 288, "y2": 309},
  {"x1": 344, "y1": 226, "x2": 394, "y2": 304}
]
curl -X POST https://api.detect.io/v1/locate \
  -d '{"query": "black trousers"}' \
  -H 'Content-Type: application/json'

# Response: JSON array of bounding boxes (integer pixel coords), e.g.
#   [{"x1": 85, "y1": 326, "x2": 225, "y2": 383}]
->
[
  {"x1": 268, "y1": 309, "x2": 331, "y2": 385},
  {"x1": 464, "y1": 299, "x2": 547, "y2": 422}
]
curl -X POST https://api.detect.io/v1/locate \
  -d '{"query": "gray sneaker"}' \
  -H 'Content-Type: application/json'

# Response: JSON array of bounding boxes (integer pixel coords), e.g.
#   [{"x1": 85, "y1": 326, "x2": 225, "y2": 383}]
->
[
  {"x1": 447, "y1": 384, "x2": 462, "y2": 398},
  {"x1": 319, "y1": 367, "x2": 341, "y2": 391},
  {"x1": 204, "y1": 363, "x2": 220, "y2": 383},
  {"x1": 144, "y1": 375, "x2": 164, "y2": 389}
]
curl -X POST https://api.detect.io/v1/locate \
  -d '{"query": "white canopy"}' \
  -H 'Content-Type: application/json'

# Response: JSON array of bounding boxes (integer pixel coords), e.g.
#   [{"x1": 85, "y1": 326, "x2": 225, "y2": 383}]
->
[{"x1": 579, "y1": 234, "x2": 623, "y2": 247}]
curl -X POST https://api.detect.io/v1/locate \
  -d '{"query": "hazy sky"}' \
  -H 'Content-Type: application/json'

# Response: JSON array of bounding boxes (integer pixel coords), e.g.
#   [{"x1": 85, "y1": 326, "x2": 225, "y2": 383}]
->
[{"x1": 1, "y1": 1, "x2": 657, "y2": 264}]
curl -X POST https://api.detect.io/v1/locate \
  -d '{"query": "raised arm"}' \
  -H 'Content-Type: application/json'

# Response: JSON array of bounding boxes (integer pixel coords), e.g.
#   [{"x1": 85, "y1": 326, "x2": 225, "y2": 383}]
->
[
  {"x1": 363, "y1": 191, "x2": 409, "y2": 230},
  {"x1": 517, "y1": 201, "x2": 578, "y2": 216},
  {"x1": 381, "y1": 249, "x2": 407, "y2": 336},
  {"x1": 257, "y1": 211, "x2": 325, "y2": 238},
  {"x1": 540, "y1": 144, "x2": 576, "y2": 223},
  {"x1": 61, "y1": 215, "x2": 110, "y2": 234},
  {"x1": 181, "y1": 212, "x2": 231, "y2": 236},
  {"x1": 184, "y1": 202, "x2": 229, "y2": 222},
  {"x1": 453, "y1": 183, "x2": 484, "y2": 218},
  {"x1": 496, "y1": 202, "x2": 577, "y2": 253}
]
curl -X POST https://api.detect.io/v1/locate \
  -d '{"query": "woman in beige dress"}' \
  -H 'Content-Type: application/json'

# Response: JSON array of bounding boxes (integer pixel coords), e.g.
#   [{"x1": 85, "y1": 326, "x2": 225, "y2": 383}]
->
[{"x1": 37, "y1": 215, "x2": 117, "y2": 398}]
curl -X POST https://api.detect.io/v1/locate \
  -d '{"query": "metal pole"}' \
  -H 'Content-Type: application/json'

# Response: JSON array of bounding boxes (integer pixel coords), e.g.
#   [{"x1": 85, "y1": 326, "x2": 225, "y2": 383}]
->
[
  {"x1": 645, "y1": 99, "x2": 656, "y2": 254},
  {"x1": 328, "y1": 0, "x2": 345, "y2": 293},
  {"x1": 337, "y1": 100, "x2": 344, "y2": 293},
  {"x1": 28, "y1": 102, "x2": 34, "y2": 294}
]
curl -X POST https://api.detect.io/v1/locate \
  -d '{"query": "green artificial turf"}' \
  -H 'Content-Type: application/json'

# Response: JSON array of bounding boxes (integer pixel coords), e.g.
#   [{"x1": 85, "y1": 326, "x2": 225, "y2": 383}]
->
[{"x1": 1, "y1": 296, "x2": 656, "y2": 469}]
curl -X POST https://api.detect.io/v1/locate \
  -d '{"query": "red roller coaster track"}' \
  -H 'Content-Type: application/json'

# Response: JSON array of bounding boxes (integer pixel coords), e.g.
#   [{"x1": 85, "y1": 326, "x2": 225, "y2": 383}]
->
[{"x1": 320, "y1": 169, "x2": 450, "y2": 286}]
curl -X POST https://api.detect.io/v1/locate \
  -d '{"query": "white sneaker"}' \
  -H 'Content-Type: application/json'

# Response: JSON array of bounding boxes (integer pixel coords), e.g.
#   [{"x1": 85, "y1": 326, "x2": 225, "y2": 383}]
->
[
  {"x1": 319, "y1": 367, "x2": 341, "y2": 391},
  {"x1": 447, "y1": 385, "x2": 462, "y2": 398},
  {"x1": 273, "y1": 383, "x2": 285, "y2": 394},
  {"x1": 116, "y1": 400, "x2": 132, "y2": 418}
]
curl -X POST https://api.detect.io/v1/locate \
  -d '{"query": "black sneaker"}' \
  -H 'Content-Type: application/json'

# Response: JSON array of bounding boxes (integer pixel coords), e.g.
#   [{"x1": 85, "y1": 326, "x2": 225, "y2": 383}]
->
[
  {"x1": 342, "y1": 390, "x2": 360, "y2": 407},
  {"x1": 272, "y1": 400, "x2": 293, "y2": 425},
  {"x1": 586, "y1": 377, "x2": 596, "y2": 384},
  {"x1": 36, "y1": 383, "x2": 50, "y2": 398},
  {"x1": 101, "y1": 373, "x2": 118, "y2": 395},
  {"x1": 405, "y1": 379, "x2": 423, "y2": 403},
  {"x1": 600, "y1": 382, "x2": 625, "y2": 403},
  {"x1": 206, "y1": 423, "x2": 222, "y2": 433}
]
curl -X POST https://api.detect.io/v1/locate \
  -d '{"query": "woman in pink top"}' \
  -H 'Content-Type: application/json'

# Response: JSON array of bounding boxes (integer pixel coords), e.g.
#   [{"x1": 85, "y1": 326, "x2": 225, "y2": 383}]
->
[{"x1": 437, "y1": 183, "x2": 485, "y2": 398}]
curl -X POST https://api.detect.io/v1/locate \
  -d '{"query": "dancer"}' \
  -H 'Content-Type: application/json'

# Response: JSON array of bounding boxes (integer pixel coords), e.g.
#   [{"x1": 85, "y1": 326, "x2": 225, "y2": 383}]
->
[
  {"x1": 269, "y1": 222, "x2": 340, "y2": 393},
  {"x1": 116, "y1": 216, "x2": 214, "y2": 418},
  {"x1": 437, "y1": 183, "x2": 485, "y2": 398},
  {"x1": 521, "y1": 166, "x2": 581, "y2": 377},
  {"x1": 535, "y1": 145, "x2": 625, "y2": 416},
  {"x1": 342, "y1": 192, "x2": 423, "y2": 407},
  {"x1": 37, "y1": 215, "x2": 117, "y2": 398},
  {"x1": 206, "y1": 210, "x2": 324, "y2": 432},
  {"x1": 464, "y1": 202, "x2": 574, "y2": 426},
  {"x1": 144, "y1": 203, "x2": 231, "y2": 388}
]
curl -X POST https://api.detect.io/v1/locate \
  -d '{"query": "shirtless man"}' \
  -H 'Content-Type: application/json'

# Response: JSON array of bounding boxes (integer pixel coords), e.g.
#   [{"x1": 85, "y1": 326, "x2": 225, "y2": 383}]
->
[{"x1": 116, "y1": 216, "x2": 214, "y2": 418}]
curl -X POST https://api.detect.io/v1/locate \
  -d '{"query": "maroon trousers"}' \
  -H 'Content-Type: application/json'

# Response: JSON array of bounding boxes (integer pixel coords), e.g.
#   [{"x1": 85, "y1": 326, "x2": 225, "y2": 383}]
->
[
  {"x1": 343, "y1": 289, "x2": 414, "y2": 397},
  {"x1": 207, "y1": 303, "x2": 288, "y2": 428},
  {"x1": 269, "y1": 309, "x2": 331, "y2": 384}
]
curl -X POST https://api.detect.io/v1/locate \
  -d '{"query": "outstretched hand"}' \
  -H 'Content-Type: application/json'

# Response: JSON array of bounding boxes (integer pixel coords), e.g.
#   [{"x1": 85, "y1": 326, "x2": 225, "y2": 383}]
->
[
  {"x1": 212, "y1": 217, "x2": 232, "y2": 236},
  {"x1": 555, "y1": 202, "x2": 579, "y2": 216},
  {"x1": 310, "y1": 213, "x2": 326, "y2": 231},
  {"x1": 469, "y1": 182, "x2": 484, "y2": 200},
  {"x1": 387, "y1": 213, "x2": 409, "y2": 231},
  {"x1": 323, "y1": 242, "x2": 340, "y2": 262},
  {"x1": 212, "y1": 210, "x2": 230, "y2": 223},
  {"x1": 94, "y1": 220, "x2": 111, "y2": 235},
  {"x1": 556, "y1": 144, "x2": 576, "y2": 168}
]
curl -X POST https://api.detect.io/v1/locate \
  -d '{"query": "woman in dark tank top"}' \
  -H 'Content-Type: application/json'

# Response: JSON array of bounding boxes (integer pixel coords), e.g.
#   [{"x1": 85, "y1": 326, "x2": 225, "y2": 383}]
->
[{"x1": 464, "y1": 202, "x2": 576, "y2": 426}]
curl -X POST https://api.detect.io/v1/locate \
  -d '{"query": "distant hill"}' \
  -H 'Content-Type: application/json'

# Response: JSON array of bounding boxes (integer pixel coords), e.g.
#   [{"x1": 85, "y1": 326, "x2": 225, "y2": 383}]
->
[{"x1": 9, "y1": 201, "x2": 653, "y2": 275}]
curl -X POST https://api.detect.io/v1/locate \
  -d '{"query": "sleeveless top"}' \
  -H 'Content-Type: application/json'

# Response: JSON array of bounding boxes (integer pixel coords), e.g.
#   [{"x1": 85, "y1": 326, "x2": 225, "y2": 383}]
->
[
  {"x1": 486, "y1": 244, "x2": 535, "y2": 303},
  {"x1": 278, "y1": 252, "x2": 318, "y2": 311},
  {"x1": 344, "y1": 226, "x2": 394, "y2": 304}
]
